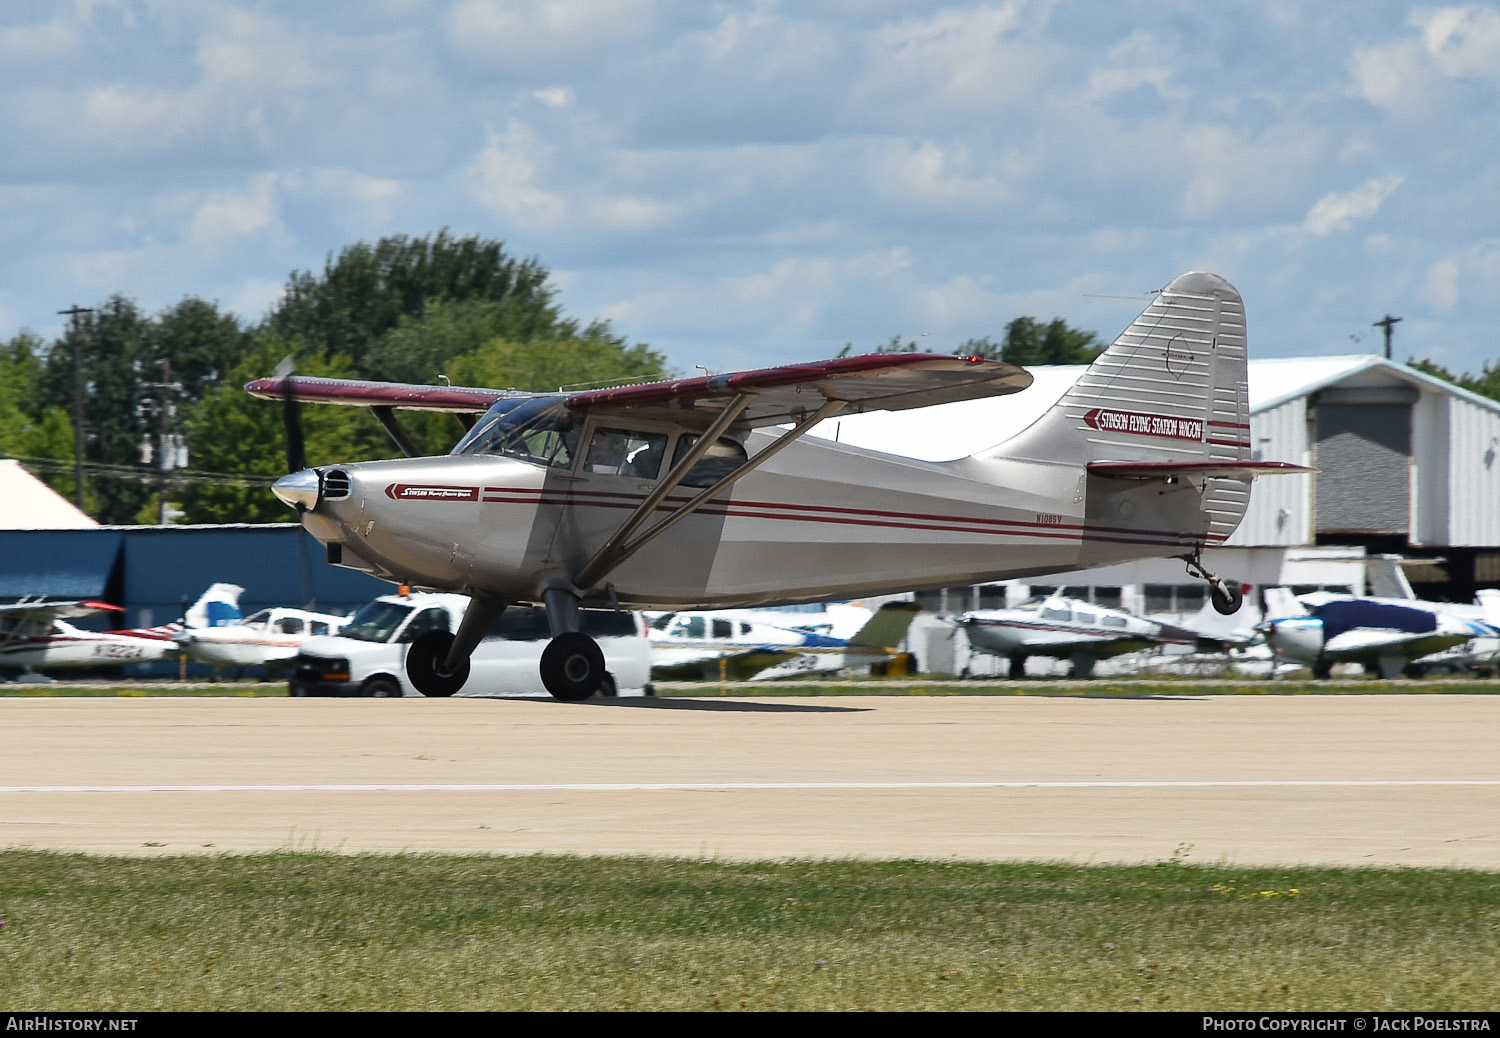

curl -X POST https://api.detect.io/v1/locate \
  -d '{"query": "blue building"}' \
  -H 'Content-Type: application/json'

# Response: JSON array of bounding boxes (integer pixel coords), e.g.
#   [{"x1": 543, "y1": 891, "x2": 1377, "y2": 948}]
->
[{"x1": 0, "y1": 524, "x2": 390, "y2": 676}]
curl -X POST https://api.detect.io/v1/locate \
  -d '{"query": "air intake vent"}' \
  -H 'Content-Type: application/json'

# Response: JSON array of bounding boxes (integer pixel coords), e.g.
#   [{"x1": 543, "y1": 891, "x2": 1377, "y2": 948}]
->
[{"x1": 322, "y1": 469, "x2": 352, "y2": 500}]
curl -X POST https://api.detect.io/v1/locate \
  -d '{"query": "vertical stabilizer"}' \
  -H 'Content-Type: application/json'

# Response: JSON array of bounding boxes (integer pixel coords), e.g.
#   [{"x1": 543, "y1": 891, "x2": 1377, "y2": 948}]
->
[
  {"x1": 1262, "y1": 587, "x2": 1306, "y2": 621},
  {"x1": 183, "y1": 583, "x2": 245, "y2": 629},
  {"x1": 990, "y1": 272, "x2": 1253, "y2": 547},
  {"x1": 1364, "y1": 555, "x2": 1416, "y2": 599}
]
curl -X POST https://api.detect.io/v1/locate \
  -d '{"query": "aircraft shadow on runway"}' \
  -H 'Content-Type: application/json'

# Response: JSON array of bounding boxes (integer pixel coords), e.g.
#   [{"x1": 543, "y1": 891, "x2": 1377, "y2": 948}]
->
[{"x1": 478, "y1": 695, "x2": 871, "y2": 713}]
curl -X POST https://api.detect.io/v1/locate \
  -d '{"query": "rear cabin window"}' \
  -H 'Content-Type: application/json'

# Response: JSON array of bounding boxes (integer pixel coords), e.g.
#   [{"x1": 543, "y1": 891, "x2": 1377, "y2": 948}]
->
[{"x1": 672, "y1": 435, "x2": 748, "y2": 487}]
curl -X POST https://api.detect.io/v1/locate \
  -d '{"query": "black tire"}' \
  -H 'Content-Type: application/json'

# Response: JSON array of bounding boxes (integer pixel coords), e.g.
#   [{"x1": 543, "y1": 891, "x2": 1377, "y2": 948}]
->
[
  {"x1": 1210, "y1": 580, "x2": 1244, "y2": 616},
  {"x1": 599, "y1": 673, "x2": 618, "y2": 698},
  {"x1": 1008, "y1": 653, "x2": 1026, "y2": 680},
  {"x1": 540, "y1": 632, "x2": 606, "y2": 701},
  {"x1": 1312, "y1": 659, "x2": 1333, "y2": 680},
  {"x1": 405, "y1": 630, "x2": 469, "y2": 697},
  {"x1": 363, "y1": 676, "x2": 403, "y2": 699}
]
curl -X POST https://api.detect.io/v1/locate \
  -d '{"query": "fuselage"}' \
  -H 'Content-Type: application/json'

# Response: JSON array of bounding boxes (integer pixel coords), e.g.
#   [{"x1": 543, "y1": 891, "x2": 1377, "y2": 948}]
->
[
  {"x1": 174, "y1": 608, "x2": 349, "y2": 669},
  {"x1": 1263, "y1": 597, "x2": 1493, "y2": 671},
  {"x1": 959, "y1": 597, "x2": 1201, "y2": 661},
  {"x1": 289, "y1": 426, "x2": 1222, "y2": 612},
  {"x1": 0, "y1": 619, "x2": 179, "y2": 671}
]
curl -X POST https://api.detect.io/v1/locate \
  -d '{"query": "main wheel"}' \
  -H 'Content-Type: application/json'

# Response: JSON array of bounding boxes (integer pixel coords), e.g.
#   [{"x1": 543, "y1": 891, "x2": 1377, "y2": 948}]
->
[
  {"x1": 362, "y1": 676, "x2": 403, "y2": 699},
  {"x1": 1210, "y1": 579, "x2": 1244, "y2": 615},
  {"x1": 540, "y1": 632, "x2": 606, "y2": 701},
  {"x1": 405, "y1": 631, "x2": 469, "y2": 697}
]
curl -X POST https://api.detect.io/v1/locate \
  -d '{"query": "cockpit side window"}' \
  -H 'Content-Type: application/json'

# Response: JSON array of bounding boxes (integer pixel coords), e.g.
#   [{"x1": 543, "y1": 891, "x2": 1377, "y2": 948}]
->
[{"x1": 585, "y1": 427, "x2": 668, "y2": 478}]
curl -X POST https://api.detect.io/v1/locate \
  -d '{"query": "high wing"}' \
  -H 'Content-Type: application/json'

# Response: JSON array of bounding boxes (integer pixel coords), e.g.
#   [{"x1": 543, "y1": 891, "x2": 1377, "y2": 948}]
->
[
  {"x1": 243, "y1": 376, "x2": 511, "y2": 414},
  {"x1": 246, "y1": 353, "x2": 1033, "y2": 434},
  {"x1": 0, "y1": 599, "x2": 122, "y2": 621},
  {"x1": 564, "y1": 353, "x2": 1032, "y2": 430}
]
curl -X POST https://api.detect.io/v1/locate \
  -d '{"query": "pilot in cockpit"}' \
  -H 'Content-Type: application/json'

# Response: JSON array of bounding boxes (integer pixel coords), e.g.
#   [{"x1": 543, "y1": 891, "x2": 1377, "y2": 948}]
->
[{"x1": 585, "y1": 430, "x2": 629, "y2": 474}]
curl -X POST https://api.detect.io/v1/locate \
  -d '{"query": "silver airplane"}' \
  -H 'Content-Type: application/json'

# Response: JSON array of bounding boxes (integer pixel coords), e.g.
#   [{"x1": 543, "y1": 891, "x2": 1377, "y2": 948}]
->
[
  {"x1": 952, "y1": 593, "x2": 1224, "y2": 679},
  {"x1": 251, "y1": 272, "x2": 1306, "y2": 701}
]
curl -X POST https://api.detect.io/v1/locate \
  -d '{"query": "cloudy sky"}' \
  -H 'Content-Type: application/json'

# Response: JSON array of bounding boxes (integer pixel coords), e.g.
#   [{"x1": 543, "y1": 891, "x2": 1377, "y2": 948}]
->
[{"x1": 2, "y1": 1, "x2": 1497, "y2": 378}]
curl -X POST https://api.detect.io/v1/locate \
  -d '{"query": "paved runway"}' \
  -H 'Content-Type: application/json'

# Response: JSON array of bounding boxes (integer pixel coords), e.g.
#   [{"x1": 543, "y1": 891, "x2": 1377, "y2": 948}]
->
[{"x1": 3, "y1": 694, "x2": 1498, "y2": 868}]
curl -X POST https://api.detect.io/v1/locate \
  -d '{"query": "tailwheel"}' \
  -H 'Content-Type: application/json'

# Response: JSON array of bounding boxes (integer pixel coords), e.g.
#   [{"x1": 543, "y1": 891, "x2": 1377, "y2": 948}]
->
[
  {"x1": 405, "y1": 630, "x2": 470, "y2": 697},
  {"x1": 1209, "y1": 577, "x2": 1243, "y2": 616},
  {"x1": 1180, "y1": 550, "x2": 1244, "y2": 616},
  {"x1": 540, "y1": 631, "x2": 606, "y2": 701}
]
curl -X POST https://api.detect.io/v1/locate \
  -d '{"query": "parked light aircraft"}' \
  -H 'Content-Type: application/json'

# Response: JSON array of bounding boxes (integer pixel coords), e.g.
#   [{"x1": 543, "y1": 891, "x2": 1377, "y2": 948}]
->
[
  {"x1": 0, "y1": 584, "x2": 240, "y2": 678},
  {"x1": 648, "y1": 601, "x2": 919, "y2": 680},
  {"x1": 171, "y1": 583, "x2": 351, "y2": 673},
  {"x1": 250, "y1": 272, "x2": 1306, "y2": 700},
  {"x1": 951, "y1": 592, "x2": 1245, "y2": 678},
  {"x1": 1260, "y1": 587, "x2": 1500, "y2": 678}
]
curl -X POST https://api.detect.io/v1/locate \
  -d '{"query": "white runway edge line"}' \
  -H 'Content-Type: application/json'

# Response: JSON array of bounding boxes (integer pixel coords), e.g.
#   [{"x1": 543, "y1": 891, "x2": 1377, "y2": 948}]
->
[{"x1": 4, "y1": 781, "x2": 1500, "y2": 793}]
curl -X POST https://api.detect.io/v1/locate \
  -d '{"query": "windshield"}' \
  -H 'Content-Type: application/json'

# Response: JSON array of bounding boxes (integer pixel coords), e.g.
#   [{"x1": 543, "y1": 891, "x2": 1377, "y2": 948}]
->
[
  {"x1": 450, "y1": 396, "x2": 577, "y2": 468},
  {"x1": 339, "y1": 600, "x2": 414, "y2": 643}
]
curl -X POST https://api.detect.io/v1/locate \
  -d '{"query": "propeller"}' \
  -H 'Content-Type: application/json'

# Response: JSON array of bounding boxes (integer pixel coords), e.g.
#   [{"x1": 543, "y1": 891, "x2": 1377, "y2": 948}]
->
[
  {"x1": 269, "y1": 356, "x2": 319, "y2": 512},
  {"x1": 274, "y1": 355, "x2": 308, "y2": 474}
]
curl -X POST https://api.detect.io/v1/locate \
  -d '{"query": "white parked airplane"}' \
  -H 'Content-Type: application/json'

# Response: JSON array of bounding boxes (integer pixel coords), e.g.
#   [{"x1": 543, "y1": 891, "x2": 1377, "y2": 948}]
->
[
  {"x1": 0, "y1": 584, "x2": 239, "y2": 678},
  {"x1": 1260, "y1": 587, "x2": 1500, "y2": 679},
  {"x1": 648, "y1": 602, "x2": 919, "y2": 680},
  {"x1": 171, "y1": 583, "x2": 351, "y2": 674},
  {"x1": 254, "y1": 272, "x2": 1306, "y2": 700},
  {"x1": 951, "y1": 593, "x2": 1237, "y2": 678}
]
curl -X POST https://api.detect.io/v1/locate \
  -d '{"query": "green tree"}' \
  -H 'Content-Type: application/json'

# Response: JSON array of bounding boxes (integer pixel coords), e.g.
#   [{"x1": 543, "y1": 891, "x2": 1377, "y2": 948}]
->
[
  {"x1": 37, "y1": 296, "x2": 254, "y2": 524},
  {"x1": 177, "y1": 340, "x2": 386, "y2": 525},
  {"x1": 840, "y1": 318, "x2": 1103, "y2": 365},
  {"x1": 968, "y1": 317, "x2": 1104, "y2": 365},
  {"x1": 153, "y1": 297, "x2": 255, "y2": 402},
  {"x1": 0, "y1": 332, "x2": 77, "y2": 498},
  {"x1": 446, "y1": 334, "x2": 669, "y2": 396},
  {"x1": 39, "y1": 296, "x2": 158, "y2": 523},
  {"x1": 1409, "y1": 358, "x2": 1500, "y2": 402},
  {"x1": 265, "y1": 230, "x2": 563, "y2": 372}
]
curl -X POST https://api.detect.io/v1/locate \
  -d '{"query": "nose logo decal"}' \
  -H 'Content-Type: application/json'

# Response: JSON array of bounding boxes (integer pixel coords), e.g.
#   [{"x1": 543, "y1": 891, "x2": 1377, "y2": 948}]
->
[{"x1": 384, "y1": 484, "x2": 479, "y2": 501}]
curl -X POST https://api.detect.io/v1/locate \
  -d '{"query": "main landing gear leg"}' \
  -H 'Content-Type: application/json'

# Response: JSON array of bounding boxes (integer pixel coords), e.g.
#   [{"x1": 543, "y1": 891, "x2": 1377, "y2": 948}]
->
[
  {"x1": 1179, "y1": 550, "x2": 1245, "y2": 616},
  {"x1": 540, "y1": 587, "x2": 606, "y2": 702},
  {"x1": 406, "y1": 594, "x2": 507, "y2": 697}
]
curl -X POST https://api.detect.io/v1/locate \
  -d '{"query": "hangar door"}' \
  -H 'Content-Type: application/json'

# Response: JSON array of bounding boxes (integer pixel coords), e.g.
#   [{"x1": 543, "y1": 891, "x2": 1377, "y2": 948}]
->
[{"x1": 1313, "y1": 390, "x2": 1415, "y2": 536}]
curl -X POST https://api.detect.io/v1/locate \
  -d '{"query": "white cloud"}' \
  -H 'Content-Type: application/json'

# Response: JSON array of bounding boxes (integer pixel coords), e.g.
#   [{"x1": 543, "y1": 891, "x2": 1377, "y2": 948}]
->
[
  {"x1": 1302, "y1": 176, "x2": 1404, "y2": 236},
  {"x1": 184, "y1": 173, "x2": 284, "y2": 251},
  {"x1": 463, "y1": 125, "x2": 570, "y2": 231},
  {"x1": 1350, "y1": 5, "x2": 1500, "y2": 116},
  {"x1": 1419, "y1": 5, "x2": 1500, "y2": 79},
  {"x1": 444, "y1": 0, "x2": 659, "y2": 74},
  {"x1": 1423, "y1": 256, "x2": 1462, "y2": 310},
  {"x1": 1421, "y1": 241, "x2": 1500, "y2": 312}
]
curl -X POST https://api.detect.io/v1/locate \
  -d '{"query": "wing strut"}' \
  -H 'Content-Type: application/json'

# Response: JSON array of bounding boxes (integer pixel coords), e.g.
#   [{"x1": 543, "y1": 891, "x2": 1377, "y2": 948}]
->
[
  {"x1": 573, "y1": 397, "x2": 847, "y2": 591},
  {"x1": 371, "y1": 406, "x2": 423, "y2": 459}
]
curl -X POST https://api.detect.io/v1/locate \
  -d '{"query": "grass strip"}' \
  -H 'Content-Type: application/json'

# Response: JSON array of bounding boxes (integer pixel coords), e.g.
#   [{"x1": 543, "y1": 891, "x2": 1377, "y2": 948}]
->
[{"x1": 1, "y1": 850, "x2": 1496, "y2": 1011}]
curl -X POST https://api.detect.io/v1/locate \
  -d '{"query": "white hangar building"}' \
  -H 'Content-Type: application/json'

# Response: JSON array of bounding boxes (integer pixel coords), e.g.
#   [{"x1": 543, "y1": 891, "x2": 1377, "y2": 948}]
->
[{"x1": 813, "y1": 353, "x2": 1500, "y2": 619}]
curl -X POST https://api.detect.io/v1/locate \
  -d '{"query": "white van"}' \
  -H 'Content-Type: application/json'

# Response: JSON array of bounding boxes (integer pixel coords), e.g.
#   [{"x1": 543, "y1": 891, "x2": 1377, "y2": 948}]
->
[{"x1": 288, "y1": 592, "x2": 655, "y2": 698}]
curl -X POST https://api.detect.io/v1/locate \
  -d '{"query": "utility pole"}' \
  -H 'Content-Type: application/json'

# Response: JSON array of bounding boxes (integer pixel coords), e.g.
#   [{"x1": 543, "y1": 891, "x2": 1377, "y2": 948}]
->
[
  {"x1": 57, "y1": 305, "x2": 93, "y2": 509},
  {"x1": 142, "y1": 359, "x2": 183, "y2": 525},
  {"x1": 1373, "y1": 313, "x2": 1403, "y2": 360}
]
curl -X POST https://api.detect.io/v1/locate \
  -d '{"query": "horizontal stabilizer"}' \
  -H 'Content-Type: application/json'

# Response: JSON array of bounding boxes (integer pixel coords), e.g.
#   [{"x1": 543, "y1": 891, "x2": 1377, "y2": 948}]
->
[{"x1": 1087, "y1": 460, "x2": 1315, "y2": 480}]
